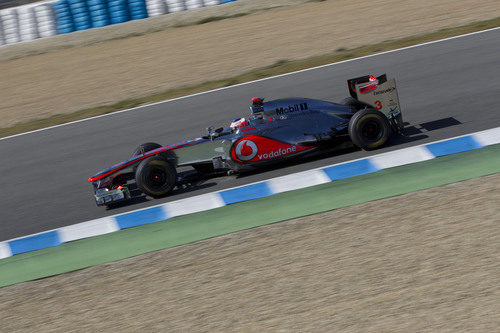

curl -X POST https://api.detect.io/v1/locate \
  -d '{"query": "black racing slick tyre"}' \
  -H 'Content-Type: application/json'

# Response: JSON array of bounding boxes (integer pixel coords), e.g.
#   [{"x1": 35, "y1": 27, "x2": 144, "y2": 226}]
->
[
  {"x1": 135, "y1": 156, "x2": 177, "y2": 198},
  {"x1": 348, "y1": 108, "x2": 391, "y2": 150},
  {"x1": 131, "y1": 142, "x2": 162, "y2": 158}
]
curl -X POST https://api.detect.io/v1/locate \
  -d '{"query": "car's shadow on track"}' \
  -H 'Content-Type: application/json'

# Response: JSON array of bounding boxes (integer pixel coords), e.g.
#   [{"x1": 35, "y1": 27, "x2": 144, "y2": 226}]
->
[{"x1": 388, "y1": 117, "x2": 462, "y2": 145}]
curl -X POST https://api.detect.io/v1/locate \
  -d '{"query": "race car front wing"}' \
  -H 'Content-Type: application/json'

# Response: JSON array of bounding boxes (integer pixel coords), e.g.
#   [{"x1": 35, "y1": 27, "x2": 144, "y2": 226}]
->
[{"x1": 94, "y1": 187, "x2": 130, "y2": 206}]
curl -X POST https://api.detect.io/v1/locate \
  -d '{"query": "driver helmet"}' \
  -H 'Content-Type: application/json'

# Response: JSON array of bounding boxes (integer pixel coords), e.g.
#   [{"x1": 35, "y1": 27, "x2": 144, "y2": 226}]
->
[{"x1": 230, "y1": 117, "x2": 249, "y2": 130}]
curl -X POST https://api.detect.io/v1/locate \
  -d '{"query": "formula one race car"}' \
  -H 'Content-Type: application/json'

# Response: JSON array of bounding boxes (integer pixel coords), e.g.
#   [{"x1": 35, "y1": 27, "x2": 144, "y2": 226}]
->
[{"x1": 89, "y1": 74, "x2": 403, "y2": 207}]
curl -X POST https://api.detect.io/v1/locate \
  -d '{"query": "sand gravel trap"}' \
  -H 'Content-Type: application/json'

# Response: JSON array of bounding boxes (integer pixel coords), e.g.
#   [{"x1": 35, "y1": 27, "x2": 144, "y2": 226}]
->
[
  {"x1": 1, "y1": 0, "x2": 499, "y2": 127},
  {"x1": 1, "y1": 173, "x2": 498, "y2": 332}
]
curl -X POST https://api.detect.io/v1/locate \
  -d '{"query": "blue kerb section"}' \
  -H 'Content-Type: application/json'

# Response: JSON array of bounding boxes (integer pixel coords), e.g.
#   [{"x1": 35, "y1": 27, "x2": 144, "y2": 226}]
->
[
  {"x1": 220, "y1": 182, "x2": 273, "y2": 205},
  {"x1": 8, "y1": 231, "x2": 62, "y2": 255},
  {"x1": 322, "y1": 159, "x2": 379, "y2": 181},
  {"x1": 425, "y1": 136, "x2": 483, "y2": 157},
  {"x1": 115, "y1": 206, "x2": 169, "y2": 229}
]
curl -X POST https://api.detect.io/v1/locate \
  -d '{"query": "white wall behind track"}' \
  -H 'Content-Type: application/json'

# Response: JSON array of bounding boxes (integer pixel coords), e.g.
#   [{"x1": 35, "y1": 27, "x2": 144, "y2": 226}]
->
[
  {"x1": 34, "y1": 3, "x2": 56, "y2": 38},
  {"x1": 0, "y1": 0, "x2": 228, "y2": 47},
  {"x1": 145, "y1": 0, "x2": 167, "y2": 17},
  {"x1": 1, "y1": 8, "x2": 21, "y2": 44},
  {"x1": 17, "y1": 5, "x2": 39, "y2": 41},
  {"x1": 165, "y1": 0, "x2": 185, "y2": 13}
]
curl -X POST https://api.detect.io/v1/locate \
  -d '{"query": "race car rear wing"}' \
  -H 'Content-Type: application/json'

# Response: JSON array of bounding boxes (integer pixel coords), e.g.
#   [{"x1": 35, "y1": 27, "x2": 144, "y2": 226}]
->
[
  {"x1": 348, "y1": 74, "x2": 400, "y2": 117},
  {"x1": 348, "y1": 73, "x2": 403, "y2": 132}
]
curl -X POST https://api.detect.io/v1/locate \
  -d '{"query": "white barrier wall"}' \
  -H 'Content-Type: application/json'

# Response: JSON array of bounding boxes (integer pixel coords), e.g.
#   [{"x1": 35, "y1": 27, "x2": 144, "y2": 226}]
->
[
  {"x1": 184, "y1": 0, "x2": 203, "y2": 10},
  {"x1": 1, "y1": 8, "x2": 20, "y2": 44},
  {"x1": 203, "y1": 0, "x2": 220, "y2": 6},
  {"x1": 0, "y1": 0, "x2": 228, "y2": 47},
  {"x1": 17, "y1": 6, "x2": 39, "y2": 41},
  {"x1": 34, "y1": 3, "x2": 57, "y2": 38},
  {"x1": 0, "y1": 14, "x2": 4, "y2": 45},
  {"x1": 165, "y1": 0, "x2": 184, "y2": 13},
  {"x1": 145, "y1": 0, "x2": 167, "y2": 17}
]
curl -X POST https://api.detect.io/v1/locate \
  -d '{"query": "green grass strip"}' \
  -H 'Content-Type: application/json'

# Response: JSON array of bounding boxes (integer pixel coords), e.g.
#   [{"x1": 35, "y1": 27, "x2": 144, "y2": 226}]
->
[
  {"x1": 1, "y1": 144, "x2": 499, "y2": 288},
  {"x1": 1, "y1": 17, "x2": 499, "y2": 139}
]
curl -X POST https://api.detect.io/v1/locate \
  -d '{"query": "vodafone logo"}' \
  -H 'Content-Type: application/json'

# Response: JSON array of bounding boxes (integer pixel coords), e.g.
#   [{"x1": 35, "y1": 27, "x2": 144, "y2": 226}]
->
[
  {"x1": 258, "y1": 146, "x2": 296, "y2": 160},
  {"x1": 235, "y1": 140, "x2": 258, "y2": 161},
  {"x1": 232, "y1": 136, "x2": 311, "y2": 163}
]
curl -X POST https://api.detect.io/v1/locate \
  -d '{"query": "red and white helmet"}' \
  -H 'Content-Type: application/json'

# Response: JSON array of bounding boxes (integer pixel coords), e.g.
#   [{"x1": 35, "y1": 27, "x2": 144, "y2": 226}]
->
[{"x1": 230, "y1": 117, "x2": 249, "y2": 130}]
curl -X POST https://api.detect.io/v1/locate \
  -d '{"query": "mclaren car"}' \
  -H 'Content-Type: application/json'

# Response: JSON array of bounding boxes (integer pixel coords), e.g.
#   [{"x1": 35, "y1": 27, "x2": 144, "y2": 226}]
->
[{"x1": 89, "y1": 74, "x2": 403, "y2": 206}]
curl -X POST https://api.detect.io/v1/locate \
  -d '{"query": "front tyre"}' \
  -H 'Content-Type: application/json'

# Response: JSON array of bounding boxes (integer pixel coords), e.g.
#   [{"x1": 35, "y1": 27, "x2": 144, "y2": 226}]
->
[
  {"x1": 135, "y1": 156, "x2": 177, "y2": 198},
  {"x1": 130, "y1": 142, "x2": 162, "y2": 158},
  {"x1": 348, "y1": 109, "x2": 391, "y2": 150}
]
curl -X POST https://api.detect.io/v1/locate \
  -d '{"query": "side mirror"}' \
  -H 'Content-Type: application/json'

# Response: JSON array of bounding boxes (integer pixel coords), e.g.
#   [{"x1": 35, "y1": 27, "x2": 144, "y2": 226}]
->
[
  {"x1": 206, "y1": 126, "x2": 214, "y2": 140},
  {"x1": 206, "y1": 126, "x2": 224, "y2": 140}
]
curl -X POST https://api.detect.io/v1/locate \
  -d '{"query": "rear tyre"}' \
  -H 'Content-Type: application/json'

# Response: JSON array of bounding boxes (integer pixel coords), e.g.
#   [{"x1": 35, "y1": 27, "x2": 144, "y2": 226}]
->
[
  {"x1": 131, "y1": 142, "x2": 162, "y2": 158},
  {"x1": 135, "y1": 156, "x2": 177, "y2": 198},
  {"x1": 348, "y1": 108, "x2": 391, "y2": 150}
]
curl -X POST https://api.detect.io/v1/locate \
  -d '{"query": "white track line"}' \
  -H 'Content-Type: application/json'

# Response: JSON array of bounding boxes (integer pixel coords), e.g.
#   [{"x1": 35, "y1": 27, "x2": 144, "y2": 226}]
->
[{"x1": 1, "y1": 26, "x2": 499, "y2": 142}]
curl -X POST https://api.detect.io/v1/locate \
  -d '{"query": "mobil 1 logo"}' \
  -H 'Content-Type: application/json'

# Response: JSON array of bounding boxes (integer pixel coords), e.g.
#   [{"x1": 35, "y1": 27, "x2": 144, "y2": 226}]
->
[{"x1": 275, "y1": 103, "x2": 308, "y2": 115}]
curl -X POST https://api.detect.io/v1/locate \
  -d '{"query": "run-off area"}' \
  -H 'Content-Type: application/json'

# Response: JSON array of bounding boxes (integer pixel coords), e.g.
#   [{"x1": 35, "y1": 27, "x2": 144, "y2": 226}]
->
[{"x1": 0, "y1": 171, "x2": 498, "y2": 332}]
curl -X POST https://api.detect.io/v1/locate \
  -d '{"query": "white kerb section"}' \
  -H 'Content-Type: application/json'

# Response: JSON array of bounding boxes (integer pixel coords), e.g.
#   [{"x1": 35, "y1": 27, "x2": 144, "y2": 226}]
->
[
  {"x1": 472, "y1": 127, "x2": 500, "y2": 147},
  {"x1": 164, "y1": 192, "x2": 225, "y2": 218},
  {"x1": 58, "y1": 217, "x2": 120, "y2": 243},
  {"x1": 267, "y1": 169, "x2": 331, "y2": 194},
  {"x1": 369, "y1": 146, "x2": 435, "y2": 170},
  {"x1": 0, "y1": 242, "x2": 12, "y2": 259}
]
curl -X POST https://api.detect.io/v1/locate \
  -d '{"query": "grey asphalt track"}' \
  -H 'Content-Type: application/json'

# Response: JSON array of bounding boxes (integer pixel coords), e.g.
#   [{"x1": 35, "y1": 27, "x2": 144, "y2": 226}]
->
[{"x1": 1, "y1": 29, "x2": 499, "y2": 241}]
